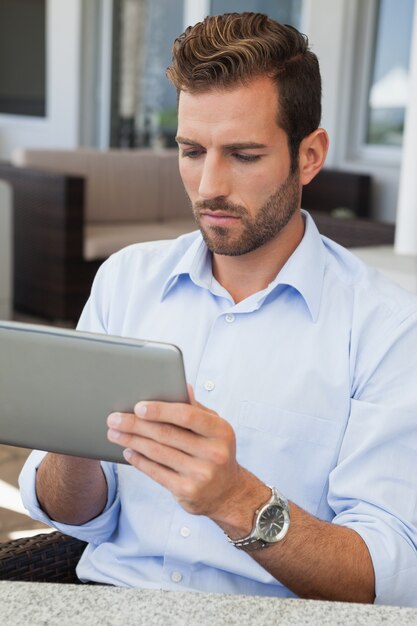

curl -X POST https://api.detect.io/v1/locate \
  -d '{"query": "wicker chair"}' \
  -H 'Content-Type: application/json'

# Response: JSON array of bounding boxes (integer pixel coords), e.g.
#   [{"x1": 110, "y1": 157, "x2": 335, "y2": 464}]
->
[{"x1": 0, "y1": 531, "x2": 87, "y2": 583}]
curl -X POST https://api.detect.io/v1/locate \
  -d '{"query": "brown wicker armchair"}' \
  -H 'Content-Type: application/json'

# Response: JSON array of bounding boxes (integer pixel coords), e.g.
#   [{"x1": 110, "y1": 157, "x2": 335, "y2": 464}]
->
[{"x1": 0, "y1": 531, "x2": 87, "y2": 583}]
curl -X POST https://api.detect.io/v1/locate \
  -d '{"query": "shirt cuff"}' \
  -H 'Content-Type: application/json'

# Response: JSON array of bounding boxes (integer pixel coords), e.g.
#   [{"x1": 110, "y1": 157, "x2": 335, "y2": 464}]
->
[
  {"x1": 333, "y1": 513, "x2": 417, "y2": 608},
  {"x1": 19, "y1": 450, "x2": 120, "y2": 544}
]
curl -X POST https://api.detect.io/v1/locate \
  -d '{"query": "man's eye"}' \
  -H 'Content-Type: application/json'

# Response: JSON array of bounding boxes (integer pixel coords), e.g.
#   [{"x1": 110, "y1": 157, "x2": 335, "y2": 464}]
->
[
  {"x1": 182, "y1": 149, "x2": 203, "y2": 159},
  {"x1": 233, "y1": 153, "x2": 261, "y2": 162}
]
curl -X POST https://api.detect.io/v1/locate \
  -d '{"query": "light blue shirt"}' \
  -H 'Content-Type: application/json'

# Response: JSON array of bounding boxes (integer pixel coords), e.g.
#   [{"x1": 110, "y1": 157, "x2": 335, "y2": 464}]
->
[{"x1": 20, "y1": 212, "x2": 417, "y2": 606}]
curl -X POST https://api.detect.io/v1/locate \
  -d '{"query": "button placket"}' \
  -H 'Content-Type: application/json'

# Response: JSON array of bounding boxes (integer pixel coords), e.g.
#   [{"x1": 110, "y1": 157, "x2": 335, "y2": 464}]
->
[{"x1": 195, "y1": 310, "x2": 239, "y2": 399}]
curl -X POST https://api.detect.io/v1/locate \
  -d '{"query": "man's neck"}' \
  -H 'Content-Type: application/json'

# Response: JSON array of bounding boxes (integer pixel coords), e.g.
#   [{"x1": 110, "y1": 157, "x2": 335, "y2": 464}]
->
[{"x1": 211, "y1": 212, "x2": 305, "y2": 304}]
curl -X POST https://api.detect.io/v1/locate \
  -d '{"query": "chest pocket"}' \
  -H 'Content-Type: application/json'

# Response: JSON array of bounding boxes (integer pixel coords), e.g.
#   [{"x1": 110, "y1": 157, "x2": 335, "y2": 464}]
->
[{"x1": 236, "y1": 401, "x2": 344, "y2": 516}]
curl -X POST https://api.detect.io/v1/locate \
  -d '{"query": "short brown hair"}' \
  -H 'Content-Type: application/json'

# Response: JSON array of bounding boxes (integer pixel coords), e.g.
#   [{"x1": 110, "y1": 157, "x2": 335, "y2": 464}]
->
[{"x1": 166, "y1": 12, "x2": 322, "y2": 172}]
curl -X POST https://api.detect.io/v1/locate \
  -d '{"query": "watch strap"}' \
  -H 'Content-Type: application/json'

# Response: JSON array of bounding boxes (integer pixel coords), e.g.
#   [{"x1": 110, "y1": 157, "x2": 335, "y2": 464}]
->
[
  {"x1": 227, "y1": 535, "x2": 271, "y2": 551},
  {"x1": 226, "y1": 486, "x2": 289, "y2": 551}
]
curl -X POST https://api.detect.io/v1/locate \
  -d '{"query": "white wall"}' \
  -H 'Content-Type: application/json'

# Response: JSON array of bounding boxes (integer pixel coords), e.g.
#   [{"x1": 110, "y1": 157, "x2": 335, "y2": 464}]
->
[
  {"x1": 301, "y1": 0, "x2": 354, "y2": 165},
  {"x1": 0, "y1": 0, "x2": 83, "y2": 160},
  {"x1": 302, "y1": 0, "x2": 403, "y2": 223},
  {"x1": 183, "y1": 0, "x2": 209, "y2": 28},
  {"x1": 395, "y1": 0, "x2": 417, "y2": 255}
]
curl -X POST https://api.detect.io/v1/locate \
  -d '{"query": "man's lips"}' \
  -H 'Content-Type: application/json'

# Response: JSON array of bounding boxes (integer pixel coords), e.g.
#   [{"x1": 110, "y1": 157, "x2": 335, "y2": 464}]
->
[{"x1": 198, "y1": 210, "x2": 241, "y2": 224}]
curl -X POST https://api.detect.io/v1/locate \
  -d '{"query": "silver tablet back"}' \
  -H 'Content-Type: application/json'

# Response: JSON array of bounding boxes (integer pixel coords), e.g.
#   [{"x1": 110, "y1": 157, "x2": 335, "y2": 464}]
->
[{"x1": 0, "y1": 322, "x2": 188, "y2": 463}]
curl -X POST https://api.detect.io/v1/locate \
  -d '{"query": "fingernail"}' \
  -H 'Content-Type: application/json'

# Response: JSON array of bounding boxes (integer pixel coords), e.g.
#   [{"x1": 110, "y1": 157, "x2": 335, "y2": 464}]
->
[
  {"x1": 108, "y1": 413, "x2": 122, "y2": 427},
  {"x1": 108, "y1": 428, "x2": 120, "y2": 440},
  {"x1": 123, "y1": 448, "x2": 133, "y2": 461},
  {"x1": 135, "y1": 403, "x2": 147, "y2": 418}
]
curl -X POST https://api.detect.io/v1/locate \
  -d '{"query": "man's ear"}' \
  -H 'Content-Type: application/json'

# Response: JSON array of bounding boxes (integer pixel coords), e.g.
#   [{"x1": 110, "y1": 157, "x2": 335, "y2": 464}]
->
[{"x1": 298, "y1": 128, "x2": 329, "y2": 186}]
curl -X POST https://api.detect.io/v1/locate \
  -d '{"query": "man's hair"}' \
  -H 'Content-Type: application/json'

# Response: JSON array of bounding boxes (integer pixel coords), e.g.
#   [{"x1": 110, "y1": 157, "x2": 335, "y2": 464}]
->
[{"x1": 166, "y1": 12, "x2": 322, "y2": 172}]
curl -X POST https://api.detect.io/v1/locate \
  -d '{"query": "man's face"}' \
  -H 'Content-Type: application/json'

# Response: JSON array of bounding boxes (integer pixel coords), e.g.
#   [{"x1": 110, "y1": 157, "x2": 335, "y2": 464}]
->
[{"x1": 176, "y1": 76, "x2": 301, "y2": 256}]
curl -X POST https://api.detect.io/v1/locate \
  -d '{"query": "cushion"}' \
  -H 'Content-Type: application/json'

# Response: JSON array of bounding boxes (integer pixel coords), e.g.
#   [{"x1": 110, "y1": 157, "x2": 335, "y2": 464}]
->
[
  {"x1": 84, "y1": 219, "x2": 197, "y2": 260},
  {"x1": 12, "y1": 148, "x2": 189, "y2": 224}
]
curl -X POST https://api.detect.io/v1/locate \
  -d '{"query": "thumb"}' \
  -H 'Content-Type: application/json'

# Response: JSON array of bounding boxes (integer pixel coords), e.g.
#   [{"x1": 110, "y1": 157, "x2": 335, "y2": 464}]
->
[{"x1": 186, "y1": 384, "x2": 205, "y2": 409}]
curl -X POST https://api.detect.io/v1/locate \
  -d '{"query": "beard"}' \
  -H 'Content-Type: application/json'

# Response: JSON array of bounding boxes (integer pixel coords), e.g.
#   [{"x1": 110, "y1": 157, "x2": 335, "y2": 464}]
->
[{"x1": 191, "y1": 170, "x2": 301, "y2": 256}]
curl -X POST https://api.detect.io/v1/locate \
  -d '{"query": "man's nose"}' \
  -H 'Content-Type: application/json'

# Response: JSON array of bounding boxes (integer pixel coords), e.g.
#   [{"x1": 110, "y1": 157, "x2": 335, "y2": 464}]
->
[{"x1": 198, "y1": 155, "x2": 231, "y2": 199}]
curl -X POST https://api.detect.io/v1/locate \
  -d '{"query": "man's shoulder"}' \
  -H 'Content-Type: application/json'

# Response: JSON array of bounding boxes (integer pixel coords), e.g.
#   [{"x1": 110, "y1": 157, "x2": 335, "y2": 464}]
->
[
  {"x1": 101, "y1": 230, "x2": 201, "y2": 275},
  {"x1": 90, "y1": 230, "x2": 203, "y2": 300},
  {"x1": 322, "y1": 236, "x2": 417, "y2": 324}
]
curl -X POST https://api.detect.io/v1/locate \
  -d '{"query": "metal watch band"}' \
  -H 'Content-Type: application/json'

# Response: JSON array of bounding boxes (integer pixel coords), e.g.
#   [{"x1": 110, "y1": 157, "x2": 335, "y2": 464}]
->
[
  {"x1": 228, "y1": 535, "x2": 272, "y2": 551},
  {"x1": 226, "y1": 486, "x2": 290, "y2": 552}
]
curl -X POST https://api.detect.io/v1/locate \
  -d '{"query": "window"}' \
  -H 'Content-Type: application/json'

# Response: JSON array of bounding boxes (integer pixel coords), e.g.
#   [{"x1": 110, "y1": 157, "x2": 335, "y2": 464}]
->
[
  {"x1": 113, "y1": 0, "x2": 184, "y2": 148},
  {"x1": 133, "y1": 0, "x2": 184, "y2": 147},
  {"x1": 210, "y1": 0, "x2": 302, "y2": 26},
  {"x1": 112, "y1": 0, "x2": 302, "y2": 148},
  {"x1": 0, "y1": 0, "x2": 46, "y2": 117},
  {"x1": 366, "y1": 0, "x2": 415, "y2": 147}
]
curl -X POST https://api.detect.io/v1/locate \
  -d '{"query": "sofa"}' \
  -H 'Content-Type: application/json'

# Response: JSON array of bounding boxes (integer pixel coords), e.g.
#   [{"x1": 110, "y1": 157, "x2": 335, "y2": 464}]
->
[
  {"x1": 0, "y1": 149, "x2": 196, "y2": 321},
  {"x1": 0, "y1": 148, "x2": 395, "y2": 322}
]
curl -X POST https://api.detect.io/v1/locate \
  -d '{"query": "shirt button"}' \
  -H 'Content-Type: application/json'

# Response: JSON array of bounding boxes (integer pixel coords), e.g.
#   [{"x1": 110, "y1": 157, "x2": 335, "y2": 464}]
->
[
  {"x1": 171, "y1": 571, "x2": 183, "y2": 583},
  {"x1": 204, "y1": 380, "x2": 215, "y2": 391},
  {"x1": 225, "y1": 314, "x2": 235, "y2": 323},
  {"x1": 180, "y1": 526, "x2": 191, "y2": 538}
]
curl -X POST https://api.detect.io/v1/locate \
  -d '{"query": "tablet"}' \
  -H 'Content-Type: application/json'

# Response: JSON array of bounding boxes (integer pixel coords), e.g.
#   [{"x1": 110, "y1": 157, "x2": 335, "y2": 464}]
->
[{"x1": 0, "y1": 321, "x2": 188, "y2": 464}]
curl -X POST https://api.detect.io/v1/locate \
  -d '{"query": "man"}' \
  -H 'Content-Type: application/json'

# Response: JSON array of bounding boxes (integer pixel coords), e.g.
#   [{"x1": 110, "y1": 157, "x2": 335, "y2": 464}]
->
[{"x1": 20, "y1": 13, "x2": 417, "y2": 605}]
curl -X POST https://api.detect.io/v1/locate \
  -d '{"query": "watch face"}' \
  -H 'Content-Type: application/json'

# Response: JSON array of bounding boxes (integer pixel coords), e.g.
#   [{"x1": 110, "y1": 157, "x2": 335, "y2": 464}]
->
[{"x1": 258, "y1": 504, "x2": 287, "y2": 542}]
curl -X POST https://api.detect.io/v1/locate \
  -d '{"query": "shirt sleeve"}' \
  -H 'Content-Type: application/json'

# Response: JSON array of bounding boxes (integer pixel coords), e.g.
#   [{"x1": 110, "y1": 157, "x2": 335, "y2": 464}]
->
[
  {"x1": 329, "y1": 307, "x2": 417, "y2": 607},
  {"x1": 18, "y1": 257, "x2": 124, "y2": 544},
  {"x1": 18, "y1": 450, "x2": 121, "y2": 544},
  {"x1": 77, "y1": 256, "x2": 115, "y2": 334}
]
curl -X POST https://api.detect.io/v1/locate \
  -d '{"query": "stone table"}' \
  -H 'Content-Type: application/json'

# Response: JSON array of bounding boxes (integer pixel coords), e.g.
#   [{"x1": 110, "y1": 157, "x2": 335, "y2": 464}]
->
[{"x1": 0, "y1": 581, "x2": 416, "y2": 626}]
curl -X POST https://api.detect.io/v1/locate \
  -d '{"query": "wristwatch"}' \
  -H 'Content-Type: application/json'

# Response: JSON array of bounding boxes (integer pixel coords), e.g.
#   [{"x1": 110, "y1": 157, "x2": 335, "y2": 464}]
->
[{"x1": 226, "y1": 486, "x2": 290, "y2": 551}]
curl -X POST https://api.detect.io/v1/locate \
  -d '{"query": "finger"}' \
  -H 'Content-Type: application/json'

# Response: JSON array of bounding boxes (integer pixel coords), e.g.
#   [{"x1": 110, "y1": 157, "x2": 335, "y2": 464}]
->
[
  {"x1": 123, "y1": 448, "x2": 181, "y2": 494},
  {"x1": 133, "y1": 401, "x2": 225, "y2": 438},
  {"x1": 187, "y1": 384, "x2": 208, "y2": 410},
  {"x1": 123, "y1": 447, "x2": 220, "y2": 512},
  {"x1": 187, "y1": 383, "x2": 195, "y2": 403},
  {"x1": 109, "y1": 416, "x2": 205, "y2": 457},
  {"x1": 123, "y1": 447, "x2": 237, "y2": 516},
  {"x1": 108, "y1": 429, "x2": 206, "y2": 476},
  {"x1": 107, "y1": 411, "x2": 137, "y2": 430}
]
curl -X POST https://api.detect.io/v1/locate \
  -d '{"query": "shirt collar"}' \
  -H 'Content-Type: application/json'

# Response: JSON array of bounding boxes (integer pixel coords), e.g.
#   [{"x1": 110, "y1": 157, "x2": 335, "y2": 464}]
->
[
  {"x1": 161, "y1": 211, "x2": 326, "y2": 322},
  {"x1": 161, "y1": 234, "x2": 213, "y2": 298},
  {"x1": 265, "y1": 211, "x2": 326, "y2": 322}
]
